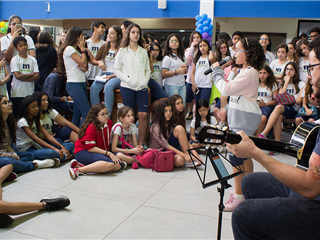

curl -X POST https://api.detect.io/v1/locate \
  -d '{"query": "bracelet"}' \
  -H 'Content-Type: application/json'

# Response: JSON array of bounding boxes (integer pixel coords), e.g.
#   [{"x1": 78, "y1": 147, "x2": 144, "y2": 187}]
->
[
  {"x1": 65, "y1": 96, "x2": 68, "y2": 102},
  {"x1": 80, "y1": 50, "x2": 86, "y2": 54},
  {"x1": 105, "y1": 150, "x2": 108, "y2": 156}
]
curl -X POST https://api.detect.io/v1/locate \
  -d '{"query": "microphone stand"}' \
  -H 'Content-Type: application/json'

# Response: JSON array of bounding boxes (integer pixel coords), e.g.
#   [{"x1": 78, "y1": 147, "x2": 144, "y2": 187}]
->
[{"x1": 187, "y1": 145, "x2": 244, "y2": 240}]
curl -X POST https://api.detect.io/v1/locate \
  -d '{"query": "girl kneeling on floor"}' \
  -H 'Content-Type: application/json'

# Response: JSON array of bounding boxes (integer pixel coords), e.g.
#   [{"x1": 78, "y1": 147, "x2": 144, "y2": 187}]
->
[
  {"x1": 70, "y1": 104, "x2": 127, "y2": 180},
  {"x1": 148, "y1": 101, "x2": 201, "y2": 167}
]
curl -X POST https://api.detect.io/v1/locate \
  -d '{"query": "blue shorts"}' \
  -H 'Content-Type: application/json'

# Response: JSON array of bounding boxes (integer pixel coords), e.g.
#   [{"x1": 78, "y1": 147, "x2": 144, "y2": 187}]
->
[
  {"x1": 215, "y1": 99, "x2": 221, "y2": 109},
  {"x1": 53, "y1": 127, "x2": 72, "y2": 141},
  {"x1": 75, "y1": 150, "x2": 113, "y2": 165},
  {"x1": 295, "y1": 113, "x2": 320, "y2": 122},
  {"x1": 194, "y1": 87, "x2": 212, "y2": 104},
  {"x1": 186, "y1": 83, "x2": 194, "y2": 103},
  {"x1": 0, "y1": 158, "x2": 13, "y2": 168},
  {"x1": 260, "y1": 106, "x2": 273, "y2": 117},
  {"x1": 120, "y1": 86, "x2": 149, "y2": 113},
  {"x1": 168, "y1": 132, "x2": 181, "y2": 151},
  {"x1": 282, "y1": 105, "x2": 297, "y2": 119},
  {"x1": 149, "y1": 78, "x2": 167, "y2": 101}
]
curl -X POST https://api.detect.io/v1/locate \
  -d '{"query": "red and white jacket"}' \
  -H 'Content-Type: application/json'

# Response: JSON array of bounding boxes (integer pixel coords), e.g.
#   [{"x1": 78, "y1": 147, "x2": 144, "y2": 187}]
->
[{"x1": 75, "y1": 120, "x2": 112, "y2": 154}]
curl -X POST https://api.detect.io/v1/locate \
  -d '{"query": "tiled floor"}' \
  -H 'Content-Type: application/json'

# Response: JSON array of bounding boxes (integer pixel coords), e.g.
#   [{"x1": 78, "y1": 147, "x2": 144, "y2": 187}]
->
[{"x1": 0, "y1": 127, "x2": 296, "y2": 240}]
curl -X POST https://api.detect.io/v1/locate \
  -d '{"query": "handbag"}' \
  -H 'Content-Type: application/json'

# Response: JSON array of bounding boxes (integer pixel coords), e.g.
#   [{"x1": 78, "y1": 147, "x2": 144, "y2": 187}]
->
[
  {"x1": 298, "y1": 106, "x2": 319, "y2": 117},
  {"x1": 274, "y1": 92, "x2": 295, "y2": 106},
  {"x1": 151, "y1": 148, "x2": 175, "y2": 172}
]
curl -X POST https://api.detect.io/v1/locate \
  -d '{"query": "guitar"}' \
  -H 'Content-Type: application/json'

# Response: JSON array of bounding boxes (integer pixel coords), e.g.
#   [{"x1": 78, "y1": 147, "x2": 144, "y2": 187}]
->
[{"x1": 195, "y1": 122, "x2": 320, "y2": 170}]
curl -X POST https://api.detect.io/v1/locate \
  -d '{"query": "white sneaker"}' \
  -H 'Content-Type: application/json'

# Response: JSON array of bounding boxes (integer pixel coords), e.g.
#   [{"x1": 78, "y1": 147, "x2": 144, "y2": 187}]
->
[{"x1": 33, "y1": 159, "x2": 55, "y2": 169}]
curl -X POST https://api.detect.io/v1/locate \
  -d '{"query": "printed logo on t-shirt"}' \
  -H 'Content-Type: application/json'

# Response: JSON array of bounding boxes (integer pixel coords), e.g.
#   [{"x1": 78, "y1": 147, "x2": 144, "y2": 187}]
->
[
  {"x1": 21, "y1": 63, "x2": 31, "y2": 73},
  {"x1": 302, "y1": 65, "x2": 307, "y2": 72},
  {"x1": 153, "y1": 64, "x2": 161, "y2": 72},
  {"x1": 44, "y1": 123, "x2": 49, "y2": 130},
  {"x1": 258, "y1": 92, "x2": 267, "y2": 97},
  {"x1": 91, "y1": 46, "x2": 99, "y2": 54},
  {"x1": 287, "y1": 88, "x2": 295, "y2": 95},
  {"x1": 32, "y1": 125, "x2": 37, "y2": 134},
  {"x1": 275, "y1": 68, "x2": 282, "y2": 75},
  {"x1": 198, "y1": 60, "x2": 206, "y2": 67},
  {"x1": 106, "y1": 52, "x2": 115, "y2": 60}
]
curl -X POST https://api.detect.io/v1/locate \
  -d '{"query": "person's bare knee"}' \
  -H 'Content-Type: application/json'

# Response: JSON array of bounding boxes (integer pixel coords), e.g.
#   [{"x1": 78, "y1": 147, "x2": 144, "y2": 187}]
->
[
  {"x1": 138, "y1": 112, "x2": 147, "y2": 120},
  {"x1": 174, "y1": 155, "x2": 185, "y2": 167}
]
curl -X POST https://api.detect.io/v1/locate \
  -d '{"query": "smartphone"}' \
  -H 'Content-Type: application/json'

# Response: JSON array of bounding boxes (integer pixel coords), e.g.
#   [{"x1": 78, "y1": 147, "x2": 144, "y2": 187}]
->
[
  {"x1": 195, "y1": 88, "x2": 200, "y2": 95},
  {"x1": 15, "y1": 24, "x2": 22, "y2": 35}
]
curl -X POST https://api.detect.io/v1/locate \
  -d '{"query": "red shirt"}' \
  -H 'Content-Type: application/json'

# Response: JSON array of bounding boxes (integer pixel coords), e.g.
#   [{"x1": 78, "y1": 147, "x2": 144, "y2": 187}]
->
[{"x1": 75, "y1": 120, "x2": 112, "y2": 154}]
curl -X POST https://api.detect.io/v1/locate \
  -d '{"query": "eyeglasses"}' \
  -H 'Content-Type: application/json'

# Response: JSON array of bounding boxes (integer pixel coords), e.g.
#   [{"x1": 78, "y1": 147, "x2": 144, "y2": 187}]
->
[
  {"x1": 0, "y1": 100, "x2": 13, "y2": 105},
  {"x1": 220, "y1": 46, "x2": 227, "y2": 49},
  {"x1": 235, "y1": 49, "x2": 247, "y2": 52},
  {"x1": 260, "y1": 38, "x2": 269, "y2": 41},
  {"x1": 98, "y1": 112, "x2": 110, "y2": 117},
  {"x1": 310, "y1": 34, "x2": 319, "y2": 39},
  {"x1": 307, "y1": 63, "x2": 320, "y2": 76},
  {"x1": 151, "y1": 49, "x2": 160, "y2": 52},
  {"x1": 286, "y1": 68, "x2": 295, "y2": 72},
  {"x1": 169, "y1": 40, "x2": 178, "y2": 43}
]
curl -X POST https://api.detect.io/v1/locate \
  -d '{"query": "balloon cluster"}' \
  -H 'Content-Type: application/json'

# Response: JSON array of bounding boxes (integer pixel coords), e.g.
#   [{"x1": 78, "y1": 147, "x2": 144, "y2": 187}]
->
[
  {"x1": 0, "y1": 21, "x2": 9, "y2": 34},
  {"x1": 195, "y1": 13, "x2": 213, "y2": 44}
]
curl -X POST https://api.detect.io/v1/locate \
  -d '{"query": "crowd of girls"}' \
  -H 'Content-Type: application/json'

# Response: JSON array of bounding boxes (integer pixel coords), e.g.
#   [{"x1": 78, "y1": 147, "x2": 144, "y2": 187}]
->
[{"x1": 1, "y1": 16, "x2": 320, "y2": 215}]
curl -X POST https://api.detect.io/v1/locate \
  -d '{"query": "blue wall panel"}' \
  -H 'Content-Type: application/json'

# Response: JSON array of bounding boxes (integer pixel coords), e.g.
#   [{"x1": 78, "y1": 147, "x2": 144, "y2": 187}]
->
[
  {"x1": 215, "y1": 0, "x2": 320, "y2": 18},
  {"x1": 0, "y1": 0, "x2": 200, "y2": 20}
]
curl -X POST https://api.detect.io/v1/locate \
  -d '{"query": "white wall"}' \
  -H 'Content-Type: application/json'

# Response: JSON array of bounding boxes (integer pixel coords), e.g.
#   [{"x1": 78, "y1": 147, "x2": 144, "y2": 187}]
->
[{"x1": 217, "y1": 17, "x2": 298, "y2": 43}]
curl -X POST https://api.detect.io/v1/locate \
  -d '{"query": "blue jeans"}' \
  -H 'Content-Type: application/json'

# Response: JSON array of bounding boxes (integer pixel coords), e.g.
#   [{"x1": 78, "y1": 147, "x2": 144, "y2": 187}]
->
[
  {"x1": 90, "y1": 73, "x2": 121, "y2": 116},
  {"x1": 232, "y1": 172, "x2": 320, "y2": 240},
  {"x1": 26, "y1": 142, "x2": 72, "y2": 162},
  {"x1": 194, "y1": 87, "x2": 212, "y2": 104},
  {"x1": 66, "y1": 82, "x2": 90, "y2": 127},
  {"x1": 52, "y1": 127, "x2": 73, "y2": 141},
  {"x1": 45, "y1": 139, "x2": 74, "y2": 155},
  {"x1": 0, "y1": 152, "x2": 35, "y2": 173},
  {"x1": 164, "y1": 84, "x2": 186, "y2": 105}
]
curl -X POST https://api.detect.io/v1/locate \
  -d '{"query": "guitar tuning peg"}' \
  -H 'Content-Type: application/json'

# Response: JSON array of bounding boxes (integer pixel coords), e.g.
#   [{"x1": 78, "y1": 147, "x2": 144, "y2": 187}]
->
[{"x1": 216, "y1": 125, "x2": 222, "y2": 130}]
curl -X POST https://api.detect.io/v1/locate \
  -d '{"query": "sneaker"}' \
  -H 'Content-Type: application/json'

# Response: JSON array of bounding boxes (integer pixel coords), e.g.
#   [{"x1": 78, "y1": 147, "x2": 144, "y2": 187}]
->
[
  {"x1": 269, "y1": 151, "x2": 279, "y2": 155},
  {"x1": 69, "y1": 168, "x2": 84, "y2": 180},
  {"x1": 223, "y1": 194, "x2": 243, "y2": 212},
  {"x1": 40, "y1": 196, "x2": 70, "y2": 211},
  {"x1": 0, "y1": 214, "x2": 14, "y2": 228},
  {"x1": 258, "y1": 133, "x2": 266, "y2": 139},
  {"x1": 4, "y1": 172, "x2": 17, "y2": 182},
  {"x1": 53, "y1": 158, "x2": 60, "y2": 167},
  {"x1": 186, "y1": 113, "x2": 193, "y2": 120},
  {"x1": 69, "y1": 159, "x2": 84, "y2": 168},
  {"x1": 33, "y1": 159, "x2": 55, "y2": 169},
  {"x1": 120, "y1": 161, "x2": 127, "y2": 170}
]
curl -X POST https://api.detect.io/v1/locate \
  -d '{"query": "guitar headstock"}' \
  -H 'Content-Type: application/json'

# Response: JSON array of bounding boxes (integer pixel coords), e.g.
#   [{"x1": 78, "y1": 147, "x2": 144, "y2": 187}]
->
[{"x1": 195, "y1": 124, "x2": 228, "y2": 148}]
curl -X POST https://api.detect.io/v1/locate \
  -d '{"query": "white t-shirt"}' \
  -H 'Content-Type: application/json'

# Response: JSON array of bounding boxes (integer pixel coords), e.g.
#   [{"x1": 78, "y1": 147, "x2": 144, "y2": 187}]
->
[
  {"x1": 16, "y1": 118, "x2": 43, "y2": 152},
  {"x1": 63, "y1": 46, "x2": 86, "y2": 83},
  {"x1": 190, "y1": 116, "x2": 217, "y2": 129},
  {"x1": 229, "y1": 47, "x2": 235, "y2": 59},
  {"x1": 41, "y1": 109, "x2": 59, "y2": 134},
  {"x1": 151, "y1": 60, "x2": 163, "y2": 86},
  {"x1": 257, "y1": 83, "x2": 278, "y2": 103},
  {"x1": 111, "y1": 122, "x2": 137, "y2": 147},
  {"x1": 194, "y1": 56, "x2": 213, "y2": 88},
  {"x1": 265, "y1": 51, "x2": 275, "y2": 65},
  {"x1": 285, "y1": 81, "x2": 305, "y2": 111},
  {"x1": 299, "y1": 57, "x2": 309, "y2": 83},
  {"x1": 104, "y1": 49, "x2": 116, "y2": 73},
  {"x1": 0, "y1": 66, "x2": 7, "y2": 96},
  {"x1": 162, "y1": 54, "x2": 186, "y2": 86},
  {"x1": 86, "y1": 39, "x2": 106, "y2": 80},
  {"x1": 0, "y1": 34, "x2": 35, "y2": 73},
  {"x1": 10, "y1": 55, "x2": 39, "y2": 97},
  {"x1": 270, "y1": 59, "x2": 289, "y2": 78}
]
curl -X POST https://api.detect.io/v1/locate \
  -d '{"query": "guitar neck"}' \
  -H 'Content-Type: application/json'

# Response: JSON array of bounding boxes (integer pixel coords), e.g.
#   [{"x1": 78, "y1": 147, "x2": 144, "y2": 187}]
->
[{"x1": 226, "y1": 132, "x2": 299, "y2": 158}]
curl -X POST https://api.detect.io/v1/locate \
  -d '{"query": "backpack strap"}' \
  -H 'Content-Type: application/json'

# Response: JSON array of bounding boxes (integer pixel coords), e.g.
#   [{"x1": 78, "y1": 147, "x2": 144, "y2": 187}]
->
[{"x1": 113, "y1": 124, "x2": 134, "y2": 149}]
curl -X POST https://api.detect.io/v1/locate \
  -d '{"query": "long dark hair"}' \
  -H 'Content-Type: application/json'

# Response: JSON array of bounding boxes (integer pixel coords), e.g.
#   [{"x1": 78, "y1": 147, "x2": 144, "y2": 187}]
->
[
  {"x1": 57, "y1": 27, "x2": 83, "y2": 74},
  {"x1": 78, "y1": 104, "x2": 108, "y2": 139},
  {"x1": 189, "y1": 31, "x2": 202, "y2": 48},
  {"x1": 296, "y1": 39, "x2": 309, "y2": 57},
  {"x1": 304, "y1": 78, "x2": 313, "y2": 103},
  {"x1": 120, "y1": 23, "x2": 144, "y2": 49},
  {"x1": 240, "y1": 37, "x2": 265, "y2": 71},
  {"x1": 149, "y1": 101, "x2": 175, "y2": 143},
  {"x1": 18, "y1": 95, "x2": 41, "y2": 133},
  {"x1": 33, "y1": 91, "x2": 52, "y2": 114},
  {"x1": 260, "y1": 34, "x2": 272, "y2": 52},
  {"x1": 280, "y1": 62, "x2": 301, "y2": 93},
  {"x1": 195, "y1": 99, "x2": 210, "y2": 129},
  {"x1": 215, "y1": 39, "x2": 230, "y2": 62},
  {"x1": 37, "y1": 31, "x2": 57, "y2": 49},
  {"x1": 287, "y1": 43, "x2": 299, "y2": 63},
  {"x1": 96, "y1": 26, "x2": 122, "y2": 61},
  {"x1": 193, "y1": 39, "x2": 211, "y2": 64},
  {"x1": 150, "y1": 41, "x2": 163, "y2": 61},
  {"x1": 164, "y1": 34, "x2": 185, "y2": 61},
  {"x1": 259, "y1": 65, "x2": 277, "y2": 91},
  {"x1": 169, "y1": 94, "x2": 185, "y2": 129},
  {"x1": 0, "y1": 95, "x2": 16, "y2": 144}
]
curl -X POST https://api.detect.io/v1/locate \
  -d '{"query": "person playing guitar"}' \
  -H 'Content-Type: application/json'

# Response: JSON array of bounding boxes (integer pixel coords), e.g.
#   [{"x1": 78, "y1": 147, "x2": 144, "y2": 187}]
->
[{"x1": 229, "y1": 37, "x2": 320, "y2": 240}]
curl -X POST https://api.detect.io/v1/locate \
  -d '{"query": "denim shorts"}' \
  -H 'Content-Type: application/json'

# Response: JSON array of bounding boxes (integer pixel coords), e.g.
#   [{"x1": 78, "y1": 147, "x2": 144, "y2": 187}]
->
[{"x1": 75, "y1": 150, "x2": 113, "y2": 165}]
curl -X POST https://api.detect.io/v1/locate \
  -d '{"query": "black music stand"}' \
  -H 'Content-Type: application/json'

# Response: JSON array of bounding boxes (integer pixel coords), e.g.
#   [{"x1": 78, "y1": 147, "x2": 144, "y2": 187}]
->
[{"x1": 187, "y1": 145, "x2": 244, "y2": 240}]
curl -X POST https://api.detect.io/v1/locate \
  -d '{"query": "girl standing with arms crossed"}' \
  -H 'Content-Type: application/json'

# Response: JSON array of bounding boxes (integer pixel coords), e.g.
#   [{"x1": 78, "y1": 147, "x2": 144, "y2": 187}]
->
[
  {"x1": 211, "y1": 37, "x2": 265, "y2": 211},
  {"x1": 57, "y1": 27, "x2": 90, "y2": 127},
  {"x1": 114, "y1": 23, "x2": 151, "y2": 146}
]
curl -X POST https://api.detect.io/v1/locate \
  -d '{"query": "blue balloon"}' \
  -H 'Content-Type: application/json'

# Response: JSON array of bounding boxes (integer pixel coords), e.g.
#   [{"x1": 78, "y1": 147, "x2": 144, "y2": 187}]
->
[
  {"x1": 195, "y1": 22, "x2": 200, "y2": 27},
  {"x1": 201, "y1": 13, "x2": 208, "y2": 21},
  {"x1": 198, "y1": 29, "x2": 203, "y2": 35},
  {"x1": 197, "y1": 24, "x2": 204, "y2": 30},
  {"x1": 195, "y1": 15, "x2": 201, "y2": 21},
  {"x1": 203, "y1": 26, "x2": 209, "y2": 32},
  {"x1": 199, "y1": 18, "x2": 204, "y2": 23},
  {"x1": 203, "y1": 20, "x2": 209, "y2": 26},
  {"x1": 209, "y1": 30, "x2": 213, "y2": 36},
  {"x1": 207, "y1": 18, "x2": 212, "y2": 23},
  {"x1": 209, "y1": 24, "x2": 213, "y2": 30}
]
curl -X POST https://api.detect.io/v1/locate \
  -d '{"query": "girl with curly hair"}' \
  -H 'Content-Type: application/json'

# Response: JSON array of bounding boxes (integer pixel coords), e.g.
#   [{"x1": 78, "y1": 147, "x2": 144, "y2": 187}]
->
[
  {"x1": 210, "y1": 36, "x2": 265, "y2": 211},
  {"x1": 70, "y1": 104, "x2": 126, "y2": 180}
]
